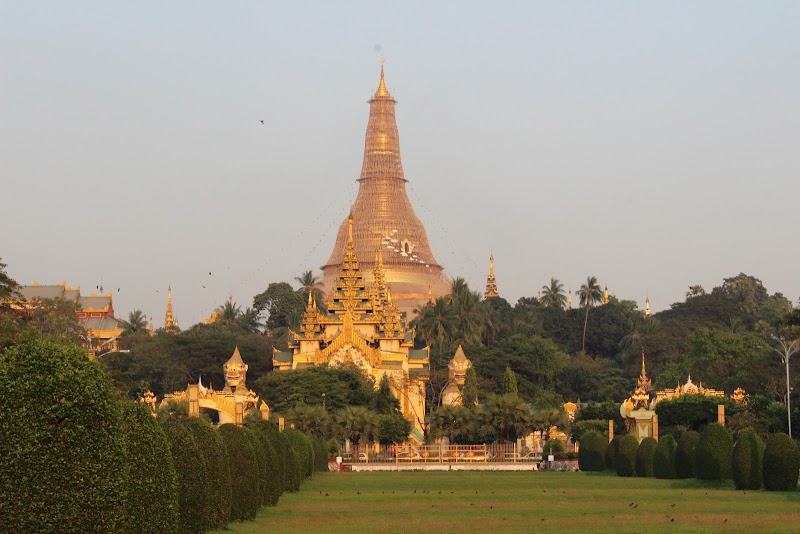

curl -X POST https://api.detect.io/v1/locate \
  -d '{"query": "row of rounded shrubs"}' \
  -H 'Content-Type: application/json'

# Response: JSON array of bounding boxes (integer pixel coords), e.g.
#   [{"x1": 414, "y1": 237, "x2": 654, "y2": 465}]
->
[
  {"x1": 578, "y1": 425, "x2": 800, "y2": 491},
  {"x1": 0, "y1": 338, "x2": 328, "y2": 533}
]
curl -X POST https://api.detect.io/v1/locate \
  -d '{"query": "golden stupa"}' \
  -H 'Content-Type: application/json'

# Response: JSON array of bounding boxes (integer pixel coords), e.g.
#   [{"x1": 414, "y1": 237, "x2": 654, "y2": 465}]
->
[{"x1": 320, "y1": 65, "x2": 450, "y2": 315}]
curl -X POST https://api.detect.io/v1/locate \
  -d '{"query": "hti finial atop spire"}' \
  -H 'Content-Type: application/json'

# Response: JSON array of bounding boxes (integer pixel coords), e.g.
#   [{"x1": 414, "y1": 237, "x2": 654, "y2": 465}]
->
[
  {"x1": 484, "y1": 253, "x2": 499, "y2": 299},
  {"x1": 347, "y1": 212, "x2": 354, "y2": 250},
  {"x1": 375, "y1": 57, "x2": 391, "y2": 98}
]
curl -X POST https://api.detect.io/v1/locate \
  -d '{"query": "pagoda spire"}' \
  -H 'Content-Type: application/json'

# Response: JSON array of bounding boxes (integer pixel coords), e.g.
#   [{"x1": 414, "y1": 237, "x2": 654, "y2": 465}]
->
[
  {"x1": 164, "y1": 286, "x2": 177, "y2": 332},
  {"x1": 484, "y1": 253, "x2": 499, "y2": 299},
  {"x1": 321, "y1": 65, "x2": 450, "y2": 313},
  {"x1": 568, "y1": 289, "x2": 573, "y2": 310},
  {"x1": 638, "y1": 350, "x2": 652, "y2": 389},
  {"x1": 603, "y1": 285, "x2": 609, "y2": 305},
  {"x1": 645, "y1": 295, "x2": 651, "y2": 317}
]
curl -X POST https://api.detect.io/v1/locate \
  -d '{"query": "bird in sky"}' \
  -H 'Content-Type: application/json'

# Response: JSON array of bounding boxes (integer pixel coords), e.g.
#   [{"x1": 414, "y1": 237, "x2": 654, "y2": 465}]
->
[{"x1": 260, "y1": 120, "x2": 264, "y2": 124}]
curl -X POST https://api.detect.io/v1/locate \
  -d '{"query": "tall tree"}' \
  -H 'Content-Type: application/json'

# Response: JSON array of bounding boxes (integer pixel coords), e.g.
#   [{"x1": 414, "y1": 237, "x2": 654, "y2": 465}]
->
[
  {"x1": 461, "y1": 367, "x2": 479, "y2": 407},
  {"x1": 577, "y1": 276, "x2": 603, "y2": 354},
  {"x1": 502, "y1": 366, "x2": 519, "y2": 398},
  {"x1": 411, "y1": 297, "x2": 455, "y2": 354},
  {"x1": 0, "y1": 258, "x2": 20, "y2": 305},
  {"x1": 541, "y1": 277, "x2": 567, "y2": 310}
]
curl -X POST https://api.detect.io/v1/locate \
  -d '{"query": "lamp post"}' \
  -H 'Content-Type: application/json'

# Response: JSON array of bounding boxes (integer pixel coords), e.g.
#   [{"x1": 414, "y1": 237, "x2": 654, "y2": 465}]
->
[
  {"x1": 322, "y1": 392, "x2": 326, "y2": 411},
  {"x1": 769, "y1": 335, "x2": 800, "y2": 438}
]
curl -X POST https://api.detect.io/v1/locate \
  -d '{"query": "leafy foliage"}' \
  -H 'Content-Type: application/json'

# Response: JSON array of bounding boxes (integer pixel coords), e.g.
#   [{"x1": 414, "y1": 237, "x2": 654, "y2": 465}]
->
[
  {"x1": 160, "y1": 419, "x2": 209, "y2": 533},
  {"x1": 256, "y1": 365, "x2": 375, "y2": 414},
  {"x1": 615, "y1": 435, "x2": 639, "y2": 477},
  {"x1": 578, "y1": 431, "x2": 607, "y2": 472},
  {"x1": 652, "y1": 435, "x2": 678, "y2": 479},
  {"x1": 605, "y1": 436, "x2": 621, "y2": 470},
  {"x1": 696, "y1": 423, "x2": 733, "y2": 481},
  {"x1": 0, "y1": 338, "x2": 127, "y2": 533},
  {"x1": 120, "y1": 402, "x2": 179, "y2": 534},
  {"x1": 218, "y1": 424, "x2": 260, "y2": 520},
  {"x1": 732, "y1": 428, "x2": 764, "y2": 490},
  {"x1": 284, "y1": 428, "x2": 315, "y2": 479},
  {"x1": 635, "y1": 437, "x2": 658, "y2": 477},
  {"x1": 655, "y1": 395, "x2": 738, "y2": 433},
  {"x1": 248, "y1": 422, "x2": 283, "y2": 505},
  {"x1": 184, "y1": 418, "x2": 232, "y2": 527},
  {"x1": 377, "y1": 412, "x2": 413, "y2": 444},
  {"x1": 762, "y1": 432, "x2": 800, "y2": 491},
  {"x1": 675, "y1": 430, "x2": 701, "y2": 479},
  {"x1": 243, "y1": 427, "x2": 268, "y2": 507}
]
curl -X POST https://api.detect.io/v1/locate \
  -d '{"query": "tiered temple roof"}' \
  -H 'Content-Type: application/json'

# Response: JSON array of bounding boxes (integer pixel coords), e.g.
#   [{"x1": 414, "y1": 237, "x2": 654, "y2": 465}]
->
[{"x1": 484, "y1": 254, "x2": 499, "y2": 299}]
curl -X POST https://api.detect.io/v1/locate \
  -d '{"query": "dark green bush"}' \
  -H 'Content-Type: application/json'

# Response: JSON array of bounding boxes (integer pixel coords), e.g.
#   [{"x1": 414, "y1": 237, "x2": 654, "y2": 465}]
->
[
  {"x1": 572, "y1": 419, "x2": 609, "y2": 443},
  {"x1": 763, "y1": 432, "x2": 800, "y2": 491},
  {"x1": 249, "y1": 424, "x2": 282, "y2": 506},
  {"x1": 578, "y1": 431, "x2": 607, "y2": 472},
  {"x1": 250, "y1": 421, "x2": 286, "y2": 496},
  {"x1": 0, "y1": 338, "x2": 127, "y2": 533},
  {"x1": 543, "y1": 439, "x2": 565, "y2": 456},
  {"x1": 655, "y1": 395, "x2": 738, "y2": 432},
  {"x1": 284, "y1": 428, "x2": 314, "y2": 479},
  {"x1": 120, "y1": 402, "x2": 179, "y2": 534},
  {"x1": 653, "y1": 435, "x2": 678, "y2": 479},
  {"x1": 696, "y1": 423, "x2": 733, "y2": 481},
  {"x1": 243, "y1": 428, "x2": 267, "y2": 506},
  {"x1": 615, "y1": 435, "x2": 639, "y2": 477},
  {"x1": 160, "y1": 419, "x2": 209, "y2": 533},
  {"x1": 676, "y1": 430, "x2": 701, "y2": 479},
  {"x1": 313, "y1": 436, "x2": 329, "y2": 471},
  {"x1": 732, "y1": 428, "x2": 764, "y2": 490},
  {"x1": 605, "y1": 436, "x2": 621, "y2": 469},
  {"x1": 218, "y1": 424, "x2": 260, "y2": 520},
  {"x1": 635, "y1": 437, "x2": 658, "y2": 477},
  {"x1": 283, "y1": 434, "x2": 302, "y2": 492},
  {"x1": 185, "y1": 418, "x2": 232, "y2": 527}
]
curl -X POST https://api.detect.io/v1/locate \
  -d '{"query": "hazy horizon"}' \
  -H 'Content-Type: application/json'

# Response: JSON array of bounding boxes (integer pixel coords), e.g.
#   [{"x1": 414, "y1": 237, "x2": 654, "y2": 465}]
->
[{"x1": 2, "y1": 2, "x2": 798, "y2": 326}]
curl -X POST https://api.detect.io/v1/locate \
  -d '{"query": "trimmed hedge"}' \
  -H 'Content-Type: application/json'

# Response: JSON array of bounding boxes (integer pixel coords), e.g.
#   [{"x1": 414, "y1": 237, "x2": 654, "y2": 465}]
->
[
  {"x1": 121, "y1": 402, "x2": 179, "y2": 534},
  {"x1": 249, "y1": 425, "x2": 283, "y2": 506},
  {"x1": 543, "y1": 439, "x2": 565, "y2": 457},
  {"x1": 676, "y1": 430, "x2": 700, "y2": 479},
  {"x1": 635, "y1": 437, "x2": 658, "y2": 477},
  {"x1": 0, "y1": 338, "x2": 127, "y2": 533},
  {"x1": 185, "y1": 418, "x2": 232, "y2": 527},
  {"x1": 578, "y1": 431, "x2": 607, "y2": 472},
  {"x1": 160, "y1": 419, "x2": 209, "y2": 533},
  {"x1": 250, "y1": 421, "x2": 286, "y2": 496},
  {"x1": 283, "y1": 434, "x2": 302, "y2": 492},
  {"x1": 313, "y1": 436, "x2": 329, "y2": 471},
  {"x1": 696, "y1": 423, "x2": 733, "y2": 481},
  {"x1": 218, "y1": 424, "x2": 261, "y2": 520},
  {"x1": 763, "y1": 432, "x2": 800, "y2": 491},
  {"x1": 243, "y1": 428, "x2": 268, "y2": 506},
  {"x1": 615, "y1": 435, "x2": 639, "y2": 477},
  {"x1": 605, "y1": 436, "x2": 621, "y2": 470},
  {"x1": 653, "y1": 435, "x2": 678, "y2": 479},
  {"x1": 732, "y1": 428, "x2": 764, "y2": 490},
  {"x1": 284, "y1": 428, "x2": 314, "y2": 479}
]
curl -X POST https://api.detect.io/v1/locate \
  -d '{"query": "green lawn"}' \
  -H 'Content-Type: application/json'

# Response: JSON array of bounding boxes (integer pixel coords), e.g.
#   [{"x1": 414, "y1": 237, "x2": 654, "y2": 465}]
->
[{"x1": 215, "y1": 471, "x2": 800, "y2": 533}]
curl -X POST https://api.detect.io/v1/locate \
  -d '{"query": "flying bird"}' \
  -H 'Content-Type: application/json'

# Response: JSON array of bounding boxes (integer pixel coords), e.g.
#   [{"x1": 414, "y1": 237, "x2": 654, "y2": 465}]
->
[{"x1": 260, "y1": 120, "x2": 264, "y2": 124}]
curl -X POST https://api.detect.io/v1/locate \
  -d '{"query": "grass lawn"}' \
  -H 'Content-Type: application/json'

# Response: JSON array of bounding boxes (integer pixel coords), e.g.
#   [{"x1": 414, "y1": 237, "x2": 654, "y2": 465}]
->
[{"x1": 214, "y1": 471, "x2": 800, "y2": 533}]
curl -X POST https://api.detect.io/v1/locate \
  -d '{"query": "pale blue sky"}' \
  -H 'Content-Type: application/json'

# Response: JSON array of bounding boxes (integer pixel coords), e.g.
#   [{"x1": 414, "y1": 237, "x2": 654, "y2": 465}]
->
[{"x1": 2, "y1": 2, "x2": 798, "y2": 325}]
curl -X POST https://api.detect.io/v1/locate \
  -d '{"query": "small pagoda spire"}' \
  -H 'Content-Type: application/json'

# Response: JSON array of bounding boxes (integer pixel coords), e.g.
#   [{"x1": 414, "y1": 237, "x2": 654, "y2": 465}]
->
[
  {"x1": 375, "y1": 60, "x2": 391, "y2": 98},
  {"x1": 645, "y1": 295, "x2": 651, "y2": 317},
  {"x1": 148, "y1": 316, "x2": 154, "y2": 335},
  {"x1": 568, "y1": 290, "x2": 573, "y2": 310},
  {"x1": 347, "y1": 212, "x2": 354, "y2": 250},
  {"x1": 603, "y1": 285, "x2": 609, "y2": 305},
  {"x1": 164, "y1": 286, "x2": 177, "y2": 332},
  {"x1": 484, "y1": 253, "x2": 499, "y2": 299},
  {"x1": 638, "y1": 350, "x2": 652, "y2": 389}
]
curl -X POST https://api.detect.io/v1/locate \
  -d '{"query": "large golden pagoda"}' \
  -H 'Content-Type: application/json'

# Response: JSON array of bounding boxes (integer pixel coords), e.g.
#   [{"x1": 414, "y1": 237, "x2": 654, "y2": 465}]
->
[{"x1": 321, "y1": 66, "x2": 450, "y2": 315}]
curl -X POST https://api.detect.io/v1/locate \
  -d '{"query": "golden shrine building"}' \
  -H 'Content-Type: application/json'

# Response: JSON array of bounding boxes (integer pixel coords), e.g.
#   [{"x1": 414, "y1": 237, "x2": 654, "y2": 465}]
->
[{"x1": 274, "y1": 216, "x2": 429, "y2": 443}]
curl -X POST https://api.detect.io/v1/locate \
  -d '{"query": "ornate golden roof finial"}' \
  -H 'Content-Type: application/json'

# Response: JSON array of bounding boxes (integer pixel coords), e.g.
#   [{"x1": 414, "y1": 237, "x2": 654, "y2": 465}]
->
[
  {"x1": 604, "y1": 285, "x2": 609, "y2": 305},
  {"x1": 645, "y1": 295, "x2": 651, "y2": 317},
  {"x1": 568, "y1": 289, "x2": 573, "y2": 310},
  {"x1": 375, "y1": 59, "x2": 390, "y2": 98},
  {"x1": 638, "y1": 349, "x2": 652, "y2": 389},
  {"x1": 347, "y1": 212, "x2": 354, "y2": 250}
]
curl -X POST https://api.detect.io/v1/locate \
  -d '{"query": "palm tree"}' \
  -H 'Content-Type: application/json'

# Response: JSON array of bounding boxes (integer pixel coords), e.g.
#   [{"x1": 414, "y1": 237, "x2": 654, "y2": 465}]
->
[
  {"x1": 410, "y1": 297, "x2": 455, "y2": 354},
  {"x1": 451, "y1": 287, "x2": 486, "y2": 346},
  {"x1": 577, "y1": 276, "x2": 603, "y2": 353},
  {"x1": 237, "y1": 307, "x2": 263, "y2": 333},
  {"x1": 336, "y1": 406, "x2": 378, "y2": 457},
  {"x1": 287, "y1": 404, "x2": 331, "y2": 438},
  {"x1": 120, "y1": 309, "x2": 148, "y2": 335},
  {"x1": 478, "y1": 393, "x2": 532, "y2": 445},
  {"x1": 541, "y1": 278, "x2": 567, "y2": 309},
  {"x1": 429, "y1": 405, "x2": 473, "y2": 444},
  {"x1": 216, "y1": 299, "x2": 242, "y2": 326},
  {"x1": 294, "y1": 270, "x2": 322, "y2": 293}
]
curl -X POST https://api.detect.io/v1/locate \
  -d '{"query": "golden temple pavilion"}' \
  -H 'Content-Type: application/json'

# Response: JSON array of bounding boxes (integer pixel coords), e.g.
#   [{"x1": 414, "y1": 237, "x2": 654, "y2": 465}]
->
[
  {"x1": 275, "y1": 215, "x2": 429, "y2": 441},
  {"x1": 320, "y1": 65, "x2": 450, "y2": 315}
]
